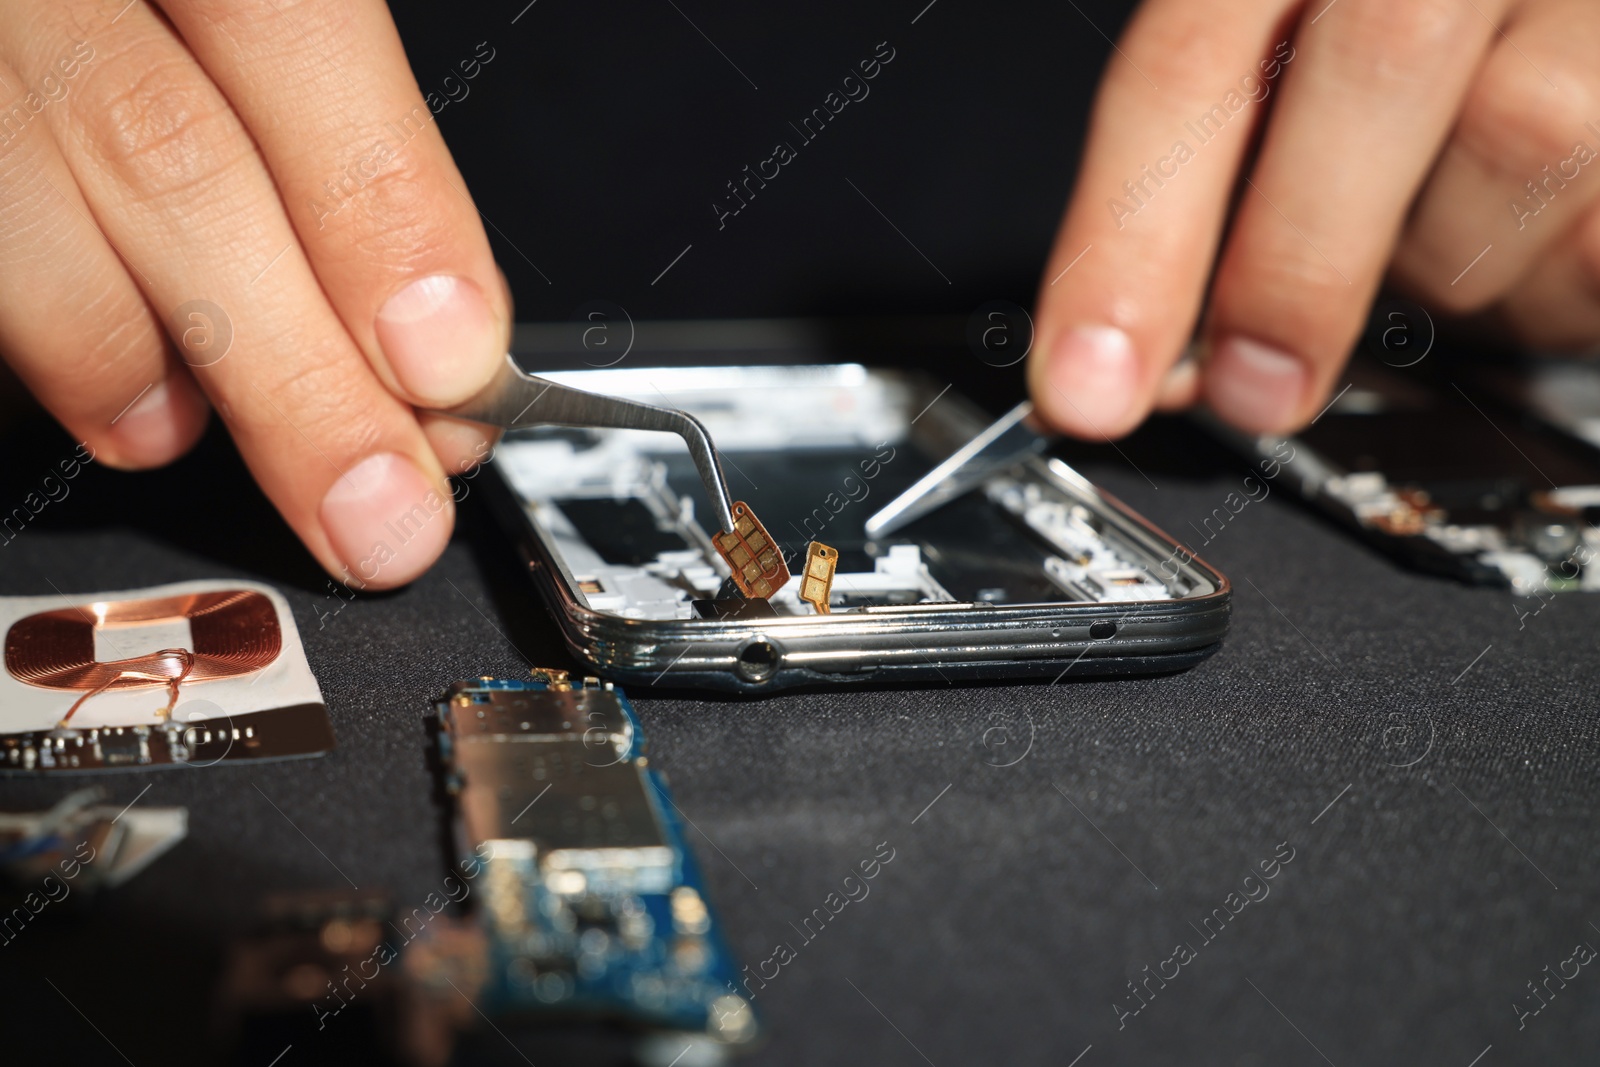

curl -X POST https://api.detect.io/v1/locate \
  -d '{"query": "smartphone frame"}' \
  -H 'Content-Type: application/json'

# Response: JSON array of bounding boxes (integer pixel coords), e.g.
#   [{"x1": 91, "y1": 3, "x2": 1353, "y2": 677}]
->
[{"x1": 483, "y1": 353, "x2": 1230, "y2": 692}]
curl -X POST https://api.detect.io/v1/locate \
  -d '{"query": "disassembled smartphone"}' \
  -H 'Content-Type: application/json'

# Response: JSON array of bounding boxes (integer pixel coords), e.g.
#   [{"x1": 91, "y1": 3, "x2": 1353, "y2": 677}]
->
[
  {"x1": 485, "y1": 358, "x2": 1229, "y2": 691},
  {"x1": 1206, "y1": 357, "x2": 1600, "y2": 594}
]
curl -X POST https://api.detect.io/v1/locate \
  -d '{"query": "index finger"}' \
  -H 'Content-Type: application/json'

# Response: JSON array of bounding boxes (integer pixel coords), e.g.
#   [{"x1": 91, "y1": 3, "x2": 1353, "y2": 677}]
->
[
  {"x1": 159, "y1": 0, "x2": 511, "y2": 413},
  {"x1": 1028, "y1": 0, "x2": 1297, "y2": 439}
]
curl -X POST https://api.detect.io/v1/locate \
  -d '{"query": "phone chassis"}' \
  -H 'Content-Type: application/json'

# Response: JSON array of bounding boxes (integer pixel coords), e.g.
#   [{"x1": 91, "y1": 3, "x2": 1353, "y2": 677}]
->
[{"x1": 483, "y1": 361, "x2": 1229, "y2": 692}]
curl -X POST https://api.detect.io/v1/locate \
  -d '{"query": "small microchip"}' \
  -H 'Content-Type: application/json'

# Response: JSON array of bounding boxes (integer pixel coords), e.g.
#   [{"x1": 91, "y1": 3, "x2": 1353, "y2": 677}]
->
[
  {"x1": 712, "y1": 501, "x2": 790, "y2": 599},
  {"x1": 799, "y1": 541, "x2": 838, "y2": 614}
]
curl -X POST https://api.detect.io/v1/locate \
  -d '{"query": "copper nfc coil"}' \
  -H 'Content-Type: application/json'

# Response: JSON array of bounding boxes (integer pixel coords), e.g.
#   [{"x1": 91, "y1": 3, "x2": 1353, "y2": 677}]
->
[{"x1": 5, "y1": 591, "x2": 282, "y2": 723}]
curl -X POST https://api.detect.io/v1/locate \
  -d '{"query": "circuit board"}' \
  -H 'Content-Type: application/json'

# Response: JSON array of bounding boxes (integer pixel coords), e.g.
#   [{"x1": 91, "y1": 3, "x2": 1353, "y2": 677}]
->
[{"x1": 433, "y1": 673, "x2": 758, "y2": 1055}]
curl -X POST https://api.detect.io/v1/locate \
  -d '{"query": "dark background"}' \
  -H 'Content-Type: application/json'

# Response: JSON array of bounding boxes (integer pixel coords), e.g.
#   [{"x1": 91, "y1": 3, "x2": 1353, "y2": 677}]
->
[
  {"x1": 386, "y1": 0, "x2": 1106, "y2": 321},
  {"x1": 4, "y1": 1, "x2": 1600, "y2": 1065}
]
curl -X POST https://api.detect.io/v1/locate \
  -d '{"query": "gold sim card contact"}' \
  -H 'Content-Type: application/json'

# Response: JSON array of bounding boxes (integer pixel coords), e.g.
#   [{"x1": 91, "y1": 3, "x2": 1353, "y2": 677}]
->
[
  {"x1": 799, "y1": 542, "x2": 838, "y2": 614},
  {"x1": 712, "y1": 502, "x2": 791, "y2": 599}
]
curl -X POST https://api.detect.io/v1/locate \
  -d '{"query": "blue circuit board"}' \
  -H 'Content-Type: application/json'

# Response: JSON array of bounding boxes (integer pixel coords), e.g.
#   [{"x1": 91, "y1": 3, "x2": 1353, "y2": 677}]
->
[{"x1": 434, "y1": 672, "x2": 758, "y2": 1050}]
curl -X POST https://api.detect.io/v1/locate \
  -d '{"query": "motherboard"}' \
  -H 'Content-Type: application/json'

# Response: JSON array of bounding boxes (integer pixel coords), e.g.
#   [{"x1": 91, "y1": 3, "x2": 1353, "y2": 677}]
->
[{"x1": 430, "y1": 671, "x2": 758, "y2": 1061}]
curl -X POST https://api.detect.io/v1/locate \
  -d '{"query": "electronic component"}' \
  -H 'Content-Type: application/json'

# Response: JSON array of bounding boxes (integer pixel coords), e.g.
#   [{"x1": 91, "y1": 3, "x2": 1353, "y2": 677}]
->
[
  {"x1": 430, "y1": 673, "x2": 758, "y2": 1058},
  {"x1": 712, "y1": 502, "x2": 789, "y2": 599},
  {"x1": 0, "y1": 581, "x2": 334, "y2": 771},
  {"x1": 7, "y1": 589, "x2": 281, "y2": 725},
  {"x1": 798, "y1": 541, "x2": 838, "y2": 614}
]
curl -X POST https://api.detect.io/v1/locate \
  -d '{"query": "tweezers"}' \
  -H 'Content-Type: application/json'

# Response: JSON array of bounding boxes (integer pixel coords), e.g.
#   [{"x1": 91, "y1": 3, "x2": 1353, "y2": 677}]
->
[{"x1": 430, "y1": 353, "x2": 738, "y2": 535}]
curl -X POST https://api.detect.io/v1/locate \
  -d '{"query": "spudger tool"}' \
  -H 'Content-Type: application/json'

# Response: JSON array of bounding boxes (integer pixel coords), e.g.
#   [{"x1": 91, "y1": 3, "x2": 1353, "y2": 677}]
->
[{"x1": 864, "y1": 400, "x2": 1055, "y2": 539}]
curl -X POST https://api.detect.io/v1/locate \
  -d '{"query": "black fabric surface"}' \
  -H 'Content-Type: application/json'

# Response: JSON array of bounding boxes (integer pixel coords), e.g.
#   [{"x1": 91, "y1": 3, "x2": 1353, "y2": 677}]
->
[{"x1": 1, "y1": 399, "x2": 1596, "y2": 1066}]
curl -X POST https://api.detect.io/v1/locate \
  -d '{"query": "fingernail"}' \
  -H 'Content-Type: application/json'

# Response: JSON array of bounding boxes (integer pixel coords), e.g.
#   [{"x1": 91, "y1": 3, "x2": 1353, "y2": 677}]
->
[
  {"x1": 1045, "y1": 325, "x2": 1139, "y2": 435},
  {"x1": 1153, "y1": 356, "x2": 1199, "y2": 412},
  {"x1": 108, "y1": 378, "x2": 205, "y2": 468},
  {"x1": 319, "y1": 452, "x2": 453, "y2": 589},
  {"x1": 1204, "y1": 337, "x2": 1307, "y2": 433},
  {"x1": 375, "y1": 274, "x2": 503, "y2": 406}
]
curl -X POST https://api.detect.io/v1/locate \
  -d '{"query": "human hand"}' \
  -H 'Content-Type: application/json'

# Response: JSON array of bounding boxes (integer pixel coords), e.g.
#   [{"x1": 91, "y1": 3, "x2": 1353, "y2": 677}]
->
[
  {"x1": 0, "y1": 0, "x2": 510, "y2": 588},
  {"x1": 1028, "y1": 0, "x2": 1600, "y2": 438}
]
